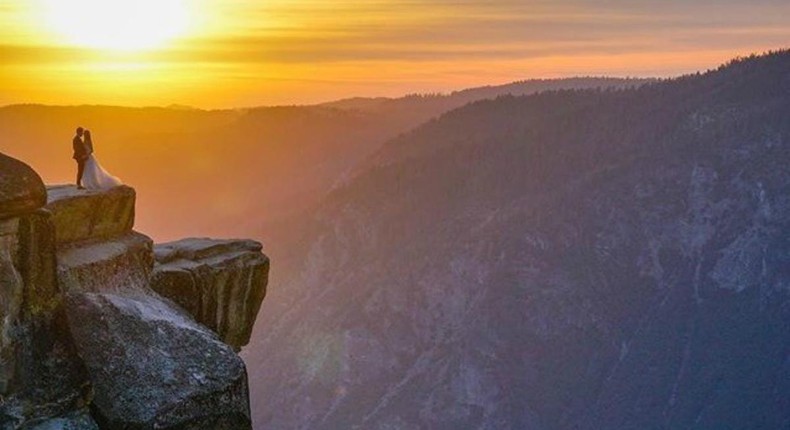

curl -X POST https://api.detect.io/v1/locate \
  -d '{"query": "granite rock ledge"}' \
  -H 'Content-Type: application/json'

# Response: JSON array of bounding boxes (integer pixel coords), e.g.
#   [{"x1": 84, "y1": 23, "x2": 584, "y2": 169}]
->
[
  {"x1": 0, "y1": 153, "x2": 270, "y2": 430},
  {"x1": 152, "y1": 238, "x2": 269, "y2": 350}
]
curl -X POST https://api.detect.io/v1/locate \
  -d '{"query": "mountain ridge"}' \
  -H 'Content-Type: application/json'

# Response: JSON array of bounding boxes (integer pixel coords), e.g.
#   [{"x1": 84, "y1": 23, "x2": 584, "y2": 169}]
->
[{"x1": 1, "y1": 77, "x2": 652, "y2": 112}]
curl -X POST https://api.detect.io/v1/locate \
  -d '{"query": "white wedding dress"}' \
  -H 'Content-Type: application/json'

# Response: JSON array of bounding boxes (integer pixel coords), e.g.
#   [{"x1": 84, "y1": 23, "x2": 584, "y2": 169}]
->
[{"x1": 82, "y1": 154, "x2": 123, "y2": 190}]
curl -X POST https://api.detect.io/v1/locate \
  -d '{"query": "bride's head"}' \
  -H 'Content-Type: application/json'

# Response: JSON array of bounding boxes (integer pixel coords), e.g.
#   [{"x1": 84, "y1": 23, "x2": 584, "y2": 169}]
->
[{"x1": 84, "y1": 129, "x2": 92, "y2": 141}]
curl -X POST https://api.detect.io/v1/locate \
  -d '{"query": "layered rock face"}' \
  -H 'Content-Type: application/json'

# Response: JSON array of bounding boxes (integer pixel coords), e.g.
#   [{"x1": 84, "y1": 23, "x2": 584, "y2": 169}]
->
[
  {"x1": 48, "y1": 186, "x2": 153, "y2": 296},
  {"x1": 48, "y1": 186, "x2": 255, "y2": 429},
  {"x1": 152, "y1": 238, "x2": 269, "y2": 350},
  {"x1": 1, "y1": 155, "x2": 268, "y2": 429},
  {"x1": 0, "y1": 157, "x2": 94, "y2": 429},
  {"x1": 46, "y1": 185, "x2": 135, "y2": 245}
]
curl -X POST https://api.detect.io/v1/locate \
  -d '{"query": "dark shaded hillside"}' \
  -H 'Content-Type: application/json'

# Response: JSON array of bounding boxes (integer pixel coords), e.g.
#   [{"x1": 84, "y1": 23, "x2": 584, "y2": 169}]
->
[{"x1": 245, "y1": 51, "x2": 790, "y2": 429}]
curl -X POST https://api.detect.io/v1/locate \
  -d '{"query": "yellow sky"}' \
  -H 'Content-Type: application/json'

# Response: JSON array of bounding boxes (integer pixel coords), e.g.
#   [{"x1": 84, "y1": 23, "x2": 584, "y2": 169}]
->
[{"x1": 1, "y1": 0, "x2": 789, "y2": 108}]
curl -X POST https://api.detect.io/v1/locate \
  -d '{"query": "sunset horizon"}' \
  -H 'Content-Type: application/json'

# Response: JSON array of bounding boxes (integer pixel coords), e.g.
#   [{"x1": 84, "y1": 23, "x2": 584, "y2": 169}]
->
[
  {"x1": 2, "y1": 0, "x2": 789, "y2": 108},
  {"x1": 0, "y1": 54, "x2": 771, "y2": 110}
]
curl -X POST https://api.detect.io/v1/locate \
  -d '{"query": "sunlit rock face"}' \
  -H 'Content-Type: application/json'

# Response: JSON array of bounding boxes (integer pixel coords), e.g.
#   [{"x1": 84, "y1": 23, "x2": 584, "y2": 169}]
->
[
  {"x1": 0, "y1": 155, "x2": 94, "y2": 429},
  {"x1": 42, "y1": 186, "x2": 257, "y2": 430},
  {"x1": 47, "y1": 185, "x2": 152, "y2": 295},
  {"x1": 152, "y1": 238, "x2": 269, "y2": 350},
  {"x1": 247, "y1": 52, "x2": 790, "y2": 429},
  {"x1": 46, "y1": 185, "x2": 136, "y2": 245}
]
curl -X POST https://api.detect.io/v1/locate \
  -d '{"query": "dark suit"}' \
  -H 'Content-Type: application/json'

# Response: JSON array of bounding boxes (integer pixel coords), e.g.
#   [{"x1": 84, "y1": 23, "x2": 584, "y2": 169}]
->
[{"x1": 73, "y1": 135, "x2": 88, "y2": 185}]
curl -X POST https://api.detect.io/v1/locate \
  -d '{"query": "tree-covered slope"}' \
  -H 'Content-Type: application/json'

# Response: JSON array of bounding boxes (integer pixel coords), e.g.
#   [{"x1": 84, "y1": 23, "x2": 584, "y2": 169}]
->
[{"x1": 246, "y1": 51, "x2": 790, "y2": 429}]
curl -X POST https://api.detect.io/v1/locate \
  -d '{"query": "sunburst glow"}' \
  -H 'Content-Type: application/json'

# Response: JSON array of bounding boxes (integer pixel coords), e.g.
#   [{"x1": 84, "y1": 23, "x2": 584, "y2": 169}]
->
[
  {"x1": 42, "y1": 0, "x2": 189, "y2": 51},
  {"x1": 2, "y1": 0, "x2": 788, "y2": 107}
]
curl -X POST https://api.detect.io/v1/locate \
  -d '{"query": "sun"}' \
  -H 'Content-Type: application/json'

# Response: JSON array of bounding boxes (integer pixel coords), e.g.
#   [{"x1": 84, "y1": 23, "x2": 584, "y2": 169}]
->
[{"x1": 42, "y1": 0, "x2": 189, "y2": 51}]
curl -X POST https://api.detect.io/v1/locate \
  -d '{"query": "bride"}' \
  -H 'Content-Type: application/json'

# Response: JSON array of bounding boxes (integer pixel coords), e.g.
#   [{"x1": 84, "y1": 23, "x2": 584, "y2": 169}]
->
[{"x1": 81, "y1": 130, "x2": 123, "y2": 190}]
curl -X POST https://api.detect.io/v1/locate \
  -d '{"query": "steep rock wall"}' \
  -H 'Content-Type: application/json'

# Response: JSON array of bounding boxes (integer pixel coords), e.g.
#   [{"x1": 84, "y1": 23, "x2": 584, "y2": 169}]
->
[
  {"x1": 44, "y1": 186, "x2": 258, "y2": 429},
  {"x1": 0, "y1": 156, "x2": 95, "y2": 429},
  {"x1": 152, "y1": 238, "x2": 269, "y2": 350},
  {"x1": 46, "y1": 185, "x2": 135, "y2": 245}
]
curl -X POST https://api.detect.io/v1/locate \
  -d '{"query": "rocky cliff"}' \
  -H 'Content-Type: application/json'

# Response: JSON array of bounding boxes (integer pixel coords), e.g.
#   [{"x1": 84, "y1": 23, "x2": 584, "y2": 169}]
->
[
  {"x1": 0, "y1": 157, "x2": 269, "y2": 429},
  {"x1": 152, "y1": 239, "x2": 269, "y2": 351},
  {"x1": 0, "y1": 154, "x2": 92, "y2": 429}
]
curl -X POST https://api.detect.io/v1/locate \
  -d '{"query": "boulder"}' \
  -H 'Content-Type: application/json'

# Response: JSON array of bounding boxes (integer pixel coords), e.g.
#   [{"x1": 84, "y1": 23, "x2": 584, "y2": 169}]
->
[
  {"x1": 65, "y1": 292, "x2": 251, "y2": 429},
  {"x1": 45, "y1": 186, "x2": 135, "y2": 245},
  {"x1": 152, "y1": 239, "x2": 269, "y2": 350},
  {"x1": 0, "y1": 153, "x2": 46, "y2": 220},
  {"x1": 56, "y1": 232, "x2": 153, "y2": 294}
]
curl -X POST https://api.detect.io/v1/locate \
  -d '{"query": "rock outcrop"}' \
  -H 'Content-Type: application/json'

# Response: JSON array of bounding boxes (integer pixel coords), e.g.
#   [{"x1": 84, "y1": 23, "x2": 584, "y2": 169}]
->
[
  {"x1": 1, "y1": 153, "x2": 269, "y2": 429},
  {"x1": 65, "y1": 292, "x2": 250, "y2": 429},
  {"x1": 0, "y1": 154, "x2": 46, "y2": 220},
  {"x1": 46, "y1": 185, "x2": 135, "y2": 245},
  {"x1": 57, "y1": 232, "x2": 153, "y2": 294},
  {"x1": 152, "y1": 238, "x2": 269, "y2": 350},
  {"x1": 46, "y1": 186, "x2": 260, "y2": 429},
  {"x1": 0, "y1": 157, "x2": 94, "y2": 429}
]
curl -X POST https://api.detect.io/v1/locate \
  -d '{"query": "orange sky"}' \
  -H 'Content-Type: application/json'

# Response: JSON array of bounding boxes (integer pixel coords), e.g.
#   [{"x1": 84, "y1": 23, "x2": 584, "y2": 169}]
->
[{"x1": 1, "y1": 0, "x2": 788, "y2": 108}]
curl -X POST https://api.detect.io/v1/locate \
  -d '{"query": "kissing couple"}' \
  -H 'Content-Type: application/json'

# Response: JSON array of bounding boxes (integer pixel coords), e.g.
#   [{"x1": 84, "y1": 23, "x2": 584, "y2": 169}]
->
[{"x1": 72, "y1": 126, "x2": 123, "y2": 190}]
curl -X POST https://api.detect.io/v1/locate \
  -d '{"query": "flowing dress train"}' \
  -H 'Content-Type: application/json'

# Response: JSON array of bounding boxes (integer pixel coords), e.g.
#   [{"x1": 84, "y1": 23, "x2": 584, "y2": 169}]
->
[{"x1": 82, "y1": 154, "x2": 123, "y2": 190}]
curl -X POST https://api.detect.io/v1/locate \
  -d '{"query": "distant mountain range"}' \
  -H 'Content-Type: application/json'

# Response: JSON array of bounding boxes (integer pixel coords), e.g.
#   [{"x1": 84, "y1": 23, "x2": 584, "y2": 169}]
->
[
  {"x1": 243, "y1": 51, "x2": 790, "y2": 429},
  {"x1": 321, "y1": 77, "x2": 650, "y2": 131},
  {"x1": 0, "y1": 77, "x2": 645, "y2": 242}
]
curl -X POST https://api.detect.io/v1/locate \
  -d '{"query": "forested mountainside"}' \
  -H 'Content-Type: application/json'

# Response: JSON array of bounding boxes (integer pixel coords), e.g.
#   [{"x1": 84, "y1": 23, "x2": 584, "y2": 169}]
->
[{"x1": 245, "y1": 51, "x2": 790, "y2": 429}]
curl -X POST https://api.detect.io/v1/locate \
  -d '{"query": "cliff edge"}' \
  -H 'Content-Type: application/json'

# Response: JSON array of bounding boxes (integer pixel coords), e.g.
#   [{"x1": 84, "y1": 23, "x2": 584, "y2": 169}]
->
[
  {"x1": 152, "y1": 238, "x2": 269, "y2": 351},
  {"x1": 0, "y1": 154, "x2": 269, "y2": 430}
]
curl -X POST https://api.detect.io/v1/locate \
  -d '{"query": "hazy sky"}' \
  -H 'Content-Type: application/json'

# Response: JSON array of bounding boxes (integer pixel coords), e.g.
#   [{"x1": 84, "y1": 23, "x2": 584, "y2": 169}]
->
[{"x1": 1, "y1": 0, "x2": 788, "y2": 108}]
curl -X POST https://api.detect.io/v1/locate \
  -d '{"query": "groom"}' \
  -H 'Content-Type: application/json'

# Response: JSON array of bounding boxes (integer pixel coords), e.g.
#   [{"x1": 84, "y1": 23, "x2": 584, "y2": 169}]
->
[{"x1": 72, "y1": 126, "x2": 88, "y2": 189}]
